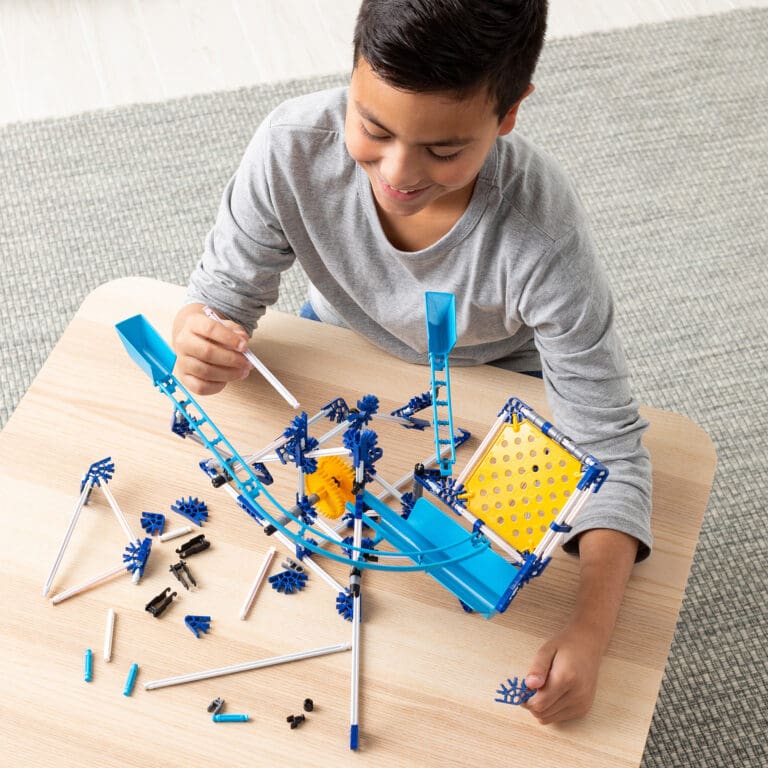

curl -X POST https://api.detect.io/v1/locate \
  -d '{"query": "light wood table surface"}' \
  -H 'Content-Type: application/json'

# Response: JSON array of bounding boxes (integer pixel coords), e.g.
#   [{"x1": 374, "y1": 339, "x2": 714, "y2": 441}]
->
[{"x1": 0, "y1": 278, "x2": 716, "y2": 768}]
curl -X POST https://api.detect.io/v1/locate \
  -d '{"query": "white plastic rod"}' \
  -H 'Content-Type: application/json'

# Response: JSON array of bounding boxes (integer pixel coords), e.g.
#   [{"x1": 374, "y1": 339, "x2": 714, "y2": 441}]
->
[
  {"x1": 143, "y1": 642, "x2": 352, "y2": 690},
  {"x1": 203, "y1": 306, "x2": 300, "y2": 409},
  {"x1": 42, "y1": 478, "x2": 93, "y2": 597},
  {"x1": 100, "y1": 483, "x2": 138, "y2": 543},
  {"x1": 104, "y1": 608, "x2": 116, "y2": 662},
  {"x1": 50, "y1": 562, "x2": 126, "y2": 604},
  {"x1": 239, "y1": 546, "x2": 276, "y2": 620},
  {"x1": 159, "y1": 525, "x2": 193, "y2": 542}
]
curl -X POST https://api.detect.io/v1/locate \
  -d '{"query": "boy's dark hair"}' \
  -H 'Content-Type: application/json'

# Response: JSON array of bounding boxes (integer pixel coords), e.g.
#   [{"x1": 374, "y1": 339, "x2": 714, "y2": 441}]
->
[{"x1": 353, "y1": 0, "x2": 547, "y2": 121}]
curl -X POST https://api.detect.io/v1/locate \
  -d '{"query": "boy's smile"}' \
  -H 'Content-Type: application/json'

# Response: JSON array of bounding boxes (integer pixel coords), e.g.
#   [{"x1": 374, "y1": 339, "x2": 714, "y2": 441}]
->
[{"x1": 345, "y1": 58, "x2": 531, "y2": 228}]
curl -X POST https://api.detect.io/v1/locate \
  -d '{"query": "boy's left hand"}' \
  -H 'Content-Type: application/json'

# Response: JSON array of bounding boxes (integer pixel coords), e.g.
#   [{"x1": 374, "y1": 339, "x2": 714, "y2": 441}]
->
[{"x1": 522, "y1": 620, "x2": 604, "y2": 724}]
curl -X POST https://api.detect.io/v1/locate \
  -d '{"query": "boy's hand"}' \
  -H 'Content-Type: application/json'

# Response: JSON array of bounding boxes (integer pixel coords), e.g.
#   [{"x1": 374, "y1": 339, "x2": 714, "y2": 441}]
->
[
  {"x1": 522, "y1": 620, "x2": 604, "y2": 724},
  {"x1": 522, "y1": 528, "x2": 640, "y2": 725},
  {"x1": 172, "y1": 303, "x2": 251, "y2": 395}
]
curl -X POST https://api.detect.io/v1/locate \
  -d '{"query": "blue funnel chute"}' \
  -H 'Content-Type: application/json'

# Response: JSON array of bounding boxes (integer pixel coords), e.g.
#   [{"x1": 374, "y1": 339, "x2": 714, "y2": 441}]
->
[
  {"x1": 425, "y1": 292, "x2": 456, "y2": 357},
  {"x1": 115, "y1": 314, "x2": 177, "y2": 385}
]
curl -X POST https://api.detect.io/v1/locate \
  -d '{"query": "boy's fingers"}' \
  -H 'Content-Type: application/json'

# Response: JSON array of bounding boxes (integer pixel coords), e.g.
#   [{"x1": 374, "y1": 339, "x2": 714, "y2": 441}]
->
[
  {"x1": 180, "y1": 356, "x2": 247, "y2": 384},
  {"x1": 190, "y1": 313, "x2": 249, "y2": 351},
  {"x1": 180, "y1": 373, "x2": 226, "y2": 396},
  {"x1": 183, "y1": 333, "x2": 250, "y2": 371},
  {"x1": 524, "y1": 642, "x2": 557, "y2": 691}
]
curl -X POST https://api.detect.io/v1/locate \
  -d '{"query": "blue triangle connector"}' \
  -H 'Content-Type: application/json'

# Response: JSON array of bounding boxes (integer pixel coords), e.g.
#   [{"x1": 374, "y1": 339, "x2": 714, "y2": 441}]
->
[
  {"x1": 115, "y1": 314, "x2": 177, "y2": 385},
  {"x1": 184, "y1": 615, "x2": 212, "y2": 638}
]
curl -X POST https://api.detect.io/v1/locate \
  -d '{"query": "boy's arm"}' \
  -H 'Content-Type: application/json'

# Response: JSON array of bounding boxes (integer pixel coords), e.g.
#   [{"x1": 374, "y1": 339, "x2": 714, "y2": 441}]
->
[{"x1": 523, "y1": 528, "x2": 638, "y2": 724}]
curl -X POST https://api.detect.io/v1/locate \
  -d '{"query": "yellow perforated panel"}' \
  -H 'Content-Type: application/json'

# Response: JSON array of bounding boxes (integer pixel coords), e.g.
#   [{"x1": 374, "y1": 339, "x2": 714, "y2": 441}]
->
[{"x1": 462, "y1": 419, "x2": 582, "y2": 553}]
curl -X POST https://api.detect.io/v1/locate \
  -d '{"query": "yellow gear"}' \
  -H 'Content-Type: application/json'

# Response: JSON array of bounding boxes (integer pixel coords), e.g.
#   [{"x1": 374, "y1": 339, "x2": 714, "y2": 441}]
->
[{"x1": 305, "y1": 455, "x2": 356, "y2": 520}]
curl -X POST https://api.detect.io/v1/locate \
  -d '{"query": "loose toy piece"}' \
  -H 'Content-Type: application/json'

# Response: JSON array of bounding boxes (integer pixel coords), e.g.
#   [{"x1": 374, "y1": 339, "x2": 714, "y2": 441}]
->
[
  {"x1": 143, "y1": 643, "x2": 352, "y2": 690},
  {"x1": 239, "y1": 546, "x2": 276, "y2": 620},
  {"x1": 207, "y1": 698, "x2": 225, "y2": 715},
  {"x1": 184, "y1": 615, "x2": 212, "y2": 638},
  {"x1": 159, "y1": 525, "x2": 193, "y2": 542},
  {"x1": 170, "y1": 560, "x2": 197, "y2": 590},
  {"x1": 123, "y1": 663, "x2": 139, "y2": 696},
  {"x1": 269, "y1": 568, "x2": 309, "y2": 594},
  {"x1": 84, "y1": 649, "x2": 93, "y2": 682},
  {"x1": 140, "y1": 511, "x2": 166, "y2": 536},
  {"x1": 213, "y1": 713, "x2": 249, "y2": 723},
  {"x1": 145, "y1": 587, "x2": 177, "y2": 617},
  {"x1": 171, "y1": 496, "x2": 208, "y2": 526},
  {"x1": 203, "y1": 305, "x2": 300, "y2": 410},
  {"x1": 175, "y1": 533, "x2": 210, "y2": 557},
  {"x1": 104, "y1": 608, "x2": 116, "y2": 662}
]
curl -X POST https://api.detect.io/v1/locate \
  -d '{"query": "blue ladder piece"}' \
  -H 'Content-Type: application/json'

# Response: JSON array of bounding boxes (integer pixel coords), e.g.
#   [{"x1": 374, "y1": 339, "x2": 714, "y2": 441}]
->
[
  {"x1": 425, "y1": 292, "x2": 457, "y2": 477},
  {"x1": 362, "y1": 491, "x2": 519, "y2": 619}
]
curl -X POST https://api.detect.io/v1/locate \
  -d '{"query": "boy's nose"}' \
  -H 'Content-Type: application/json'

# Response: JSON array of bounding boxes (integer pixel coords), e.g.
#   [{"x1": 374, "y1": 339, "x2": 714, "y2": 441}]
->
[{"x1": 379, "y1": 146, "x2": 422, "y2": 190}]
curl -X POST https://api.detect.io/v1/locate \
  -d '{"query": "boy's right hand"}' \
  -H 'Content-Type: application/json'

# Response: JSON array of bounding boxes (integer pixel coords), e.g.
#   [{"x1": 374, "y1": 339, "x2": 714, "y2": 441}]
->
[{"x1": 172, "y1": 303, "x2": 252, "y2": 395}]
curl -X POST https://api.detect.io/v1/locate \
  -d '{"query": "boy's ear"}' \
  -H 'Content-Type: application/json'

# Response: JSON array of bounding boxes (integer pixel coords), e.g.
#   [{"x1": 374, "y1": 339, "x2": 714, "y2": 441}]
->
[{"x1": 498, "y1": 84, "x2": 535, "y2": 135}]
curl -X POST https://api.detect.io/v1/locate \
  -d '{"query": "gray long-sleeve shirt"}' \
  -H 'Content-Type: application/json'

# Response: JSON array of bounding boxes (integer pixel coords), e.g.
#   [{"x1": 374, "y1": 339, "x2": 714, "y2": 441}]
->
[{"x1": 186, "y1": 86, "x2": 652, "y2": 559}]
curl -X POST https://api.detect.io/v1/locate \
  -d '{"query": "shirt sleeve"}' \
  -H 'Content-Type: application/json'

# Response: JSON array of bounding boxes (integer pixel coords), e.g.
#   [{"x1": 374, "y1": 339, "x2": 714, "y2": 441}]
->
[
  {"x1": 518, "y1": 224, "x2": 653, "y2": 561},
  {"x1": 185, "y1": 119, "x2": 295, "y2": 335}
]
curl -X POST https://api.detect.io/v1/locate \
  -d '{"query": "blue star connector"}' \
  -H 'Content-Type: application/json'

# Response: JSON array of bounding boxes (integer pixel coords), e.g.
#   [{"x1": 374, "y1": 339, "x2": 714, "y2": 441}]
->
[
  {"x1": 171, "y1": 496, "x2": 208, "y2": 526},
  {"x1": 269, "y1": 568, "x2": 309, "y2": 594},
  {"x1": 122, "y1": 538, "x2": 152, "y2": 579},
  {"x1": 494, "y1": 676, "x2": 537, "y2": 706}
]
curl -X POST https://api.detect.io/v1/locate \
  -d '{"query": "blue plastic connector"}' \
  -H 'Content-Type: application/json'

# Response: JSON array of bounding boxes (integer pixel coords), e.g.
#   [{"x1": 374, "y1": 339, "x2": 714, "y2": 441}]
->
[
  {"x1": 122, "y1": 538, "x2": 152, "y2": 579},
  {"x1": 336, "y1": 591, "x2": 354, "y2": 621},
  {"x1": 123, "y1": 663, "x2": 139, "y2": 696},
  {"x1": 213, "y1": 713, "x2": 249, "y2": 722},
  {"x1": 269, "y1": 569, "x2": 309, "y2": 594},
  {"x1": 171, "y1": 496, "x2": 208, "y2": 526},
  {"x1": 184, "y1": 615, "x2": 212, "y2": 638},
  {"x1": 350, "y1": 724, "x2": 359, "y2": 750},
  {"x1": 80, "y1": 457, "x2": 115, "y2": 502},
  {"x1": 84, "y1": 649, "x2": 93, "y2": 682},
  {"x1": 140, "y1": 511, "x2": 166, "y2": 535},
  {"x1": 494, "y1": 676, "x2": 536, "y2": 706}
]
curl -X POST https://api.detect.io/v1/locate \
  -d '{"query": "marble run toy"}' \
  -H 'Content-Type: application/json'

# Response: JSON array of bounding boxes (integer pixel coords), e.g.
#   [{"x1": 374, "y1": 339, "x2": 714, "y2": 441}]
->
[{"x1": 115, "y1": 291, "x2": 608, "y2": 748}]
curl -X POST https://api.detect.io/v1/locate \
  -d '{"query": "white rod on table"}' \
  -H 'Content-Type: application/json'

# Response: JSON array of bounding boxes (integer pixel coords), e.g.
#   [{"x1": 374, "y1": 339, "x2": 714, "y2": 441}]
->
[
  {"x1": 103, "y1": 608, "x2": 116, "y2": 662},
  {"x1": 239, "y1": 546, "x2": 276, "y2": 620},
  {"x1": 144, "y1": 643, "x2": 352, "y2": 690}
]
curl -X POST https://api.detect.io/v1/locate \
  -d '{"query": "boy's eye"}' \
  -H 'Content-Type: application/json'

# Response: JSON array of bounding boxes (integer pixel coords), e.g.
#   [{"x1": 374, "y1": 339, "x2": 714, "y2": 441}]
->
[
  {"x1": 360, "y1": 122, "x2": 389, "y2": 141},
  {"x1": 428, "y1": 148, "x2": 462, "y2": 162}
]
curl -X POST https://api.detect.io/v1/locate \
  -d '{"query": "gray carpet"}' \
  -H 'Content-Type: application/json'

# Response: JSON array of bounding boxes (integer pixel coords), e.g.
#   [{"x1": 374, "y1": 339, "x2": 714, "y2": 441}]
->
[{"x1": 2, "y1": 9, "x2": 766, "y2": 766}]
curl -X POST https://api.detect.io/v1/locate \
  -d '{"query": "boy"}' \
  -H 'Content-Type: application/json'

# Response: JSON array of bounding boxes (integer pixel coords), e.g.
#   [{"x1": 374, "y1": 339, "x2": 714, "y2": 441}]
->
[{"x1": 173, "y1": 0, "x2": 651, "y2": 725}]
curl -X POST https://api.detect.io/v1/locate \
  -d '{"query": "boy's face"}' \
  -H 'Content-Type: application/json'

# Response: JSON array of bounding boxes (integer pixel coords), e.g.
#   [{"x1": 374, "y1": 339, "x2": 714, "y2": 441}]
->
[{"x1": 346, "y1": 58, "x2": 530, "y2": 219}]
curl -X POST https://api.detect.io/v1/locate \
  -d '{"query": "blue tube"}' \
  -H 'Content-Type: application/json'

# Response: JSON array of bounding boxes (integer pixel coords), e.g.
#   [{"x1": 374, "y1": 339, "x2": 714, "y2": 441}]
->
[
  {"x1": 212, "y1": 714, "x2": 249, "y2": 722},
  {"x1": 84, "y1": 649, "x2": 93, "y2": 683},
  {"x1": 123, "y1": 663, "x2": 139, "y2": 696}
]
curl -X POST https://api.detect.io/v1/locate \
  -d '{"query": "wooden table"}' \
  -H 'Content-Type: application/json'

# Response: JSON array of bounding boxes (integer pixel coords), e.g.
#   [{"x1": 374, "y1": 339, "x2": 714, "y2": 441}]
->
[{"x1": 0, "y1": 278, "x2": 716, "y2": 768}]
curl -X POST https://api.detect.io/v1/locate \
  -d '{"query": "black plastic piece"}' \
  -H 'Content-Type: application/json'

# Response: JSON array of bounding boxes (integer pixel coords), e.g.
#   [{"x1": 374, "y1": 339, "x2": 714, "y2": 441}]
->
[{"x1": 145, "y1": 587, "x2": 177, "y2": 617}]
